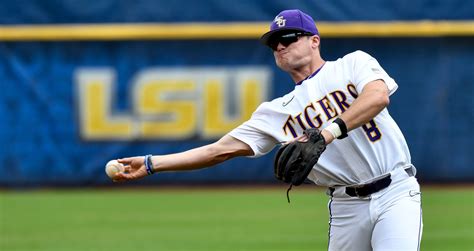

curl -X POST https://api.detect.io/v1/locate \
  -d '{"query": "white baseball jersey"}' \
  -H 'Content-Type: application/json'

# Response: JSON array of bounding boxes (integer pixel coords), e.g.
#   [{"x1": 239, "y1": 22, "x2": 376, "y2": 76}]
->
[{"x1": 229, "y1": 50, "x2": 413, "y2": 187}]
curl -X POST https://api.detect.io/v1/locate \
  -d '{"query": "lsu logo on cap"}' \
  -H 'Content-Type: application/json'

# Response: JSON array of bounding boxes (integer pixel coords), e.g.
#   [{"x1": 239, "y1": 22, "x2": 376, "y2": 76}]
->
[{"x1": 274, "y1": 15, "x2": 286, "y2": 27}]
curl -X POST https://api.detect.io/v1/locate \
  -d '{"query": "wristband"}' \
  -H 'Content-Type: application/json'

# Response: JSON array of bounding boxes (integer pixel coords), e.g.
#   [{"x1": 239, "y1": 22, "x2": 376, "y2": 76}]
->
[
  {"x1": 144, "y1": 154, "x2": 155, "y2": 175},
  {"x1": 333, "y1": 118, "x2": 348, "y2": 139},
  {"x1": 324, "y1": 123, "x2": 342, "y2": 139}
]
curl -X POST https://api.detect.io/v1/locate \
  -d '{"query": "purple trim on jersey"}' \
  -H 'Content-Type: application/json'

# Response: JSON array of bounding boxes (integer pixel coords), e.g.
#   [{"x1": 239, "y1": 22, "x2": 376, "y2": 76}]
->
[{"x1": 296, "y1": 62, "x2": 325, "y2": 85}]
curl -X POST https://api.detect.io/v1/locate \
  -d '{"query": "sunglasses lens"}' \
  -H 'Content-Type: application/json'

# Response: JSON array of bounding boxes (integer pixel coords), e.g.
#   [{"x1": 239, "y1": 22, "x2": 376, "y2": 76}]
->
[
  {"x1": 269, "y1": 33, "x2": 301, "y2": 50},
  {"x1": 269, "y1": 40, "x2": 279, "y2": 51},
  {"x1": 280, "y1": 36, "x2": 298, "y2": 46}
]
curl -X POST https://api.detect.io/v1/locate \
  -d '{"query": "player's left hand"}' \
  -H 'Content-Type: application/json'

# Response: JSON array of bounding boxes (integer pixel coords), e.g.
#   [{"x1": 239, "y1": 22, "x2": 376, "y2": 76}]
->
[
  {"x1": 284, "y1": 129, "x2": 334, "y2": 145},
  {"x1": 274, "y1": 128, "x2": 327, "y2": 186},
  {"x1": 113, "y1": 157, "x2": 149, "y2": 182}
]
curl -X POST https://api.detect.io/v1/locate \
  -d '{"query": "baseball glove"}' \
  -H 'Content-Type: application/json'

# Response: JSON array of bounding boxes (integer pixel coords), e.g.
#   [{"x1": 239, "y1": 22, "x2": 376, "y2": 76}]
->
[{"x1": 274, "y1": 128, "x2": 326, "y2": 201}]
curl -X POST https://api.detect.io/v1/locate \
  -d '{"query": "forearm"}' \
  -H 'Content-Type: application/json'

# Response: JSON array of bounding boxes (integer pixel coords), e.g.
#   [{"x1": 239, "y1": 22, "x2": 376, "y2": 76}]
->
[
  {"x1": 151, "y1": 135, "x2": 253, "y2": 173},
  {"x1": 339, "y1": 81, "x2": 389, "y2": 131},
  {"x1": 151, "y1": 144, "x2": 231, "y2": 172}
]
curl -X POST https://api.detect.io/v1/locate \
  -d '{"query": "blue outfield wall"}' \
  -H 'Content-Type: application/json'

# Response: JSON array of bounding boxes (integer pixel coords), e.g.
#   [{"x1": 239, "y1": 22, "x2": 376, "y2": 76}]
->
[
  {"x1": 0, "y1": 0, "x2": 473, "y2": 186},
  {"x1": 1, "y1": 0, "x2": 473, "y2": 23},
  {"x1": 1, "y1": 37, "x2": 473, "y2": 186}
]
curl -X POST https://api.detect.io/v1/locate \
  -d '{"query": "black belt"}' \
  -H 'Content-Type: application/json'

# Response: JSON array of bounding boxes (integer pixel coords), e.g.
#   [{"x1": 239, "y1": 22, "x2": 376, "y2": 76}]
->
[
  {"x1": 329, "y1": 167, "x2": 415, "y2": 198},
  {"x1": 345, "y1": 175, "x2": 392, "y2": 197}
]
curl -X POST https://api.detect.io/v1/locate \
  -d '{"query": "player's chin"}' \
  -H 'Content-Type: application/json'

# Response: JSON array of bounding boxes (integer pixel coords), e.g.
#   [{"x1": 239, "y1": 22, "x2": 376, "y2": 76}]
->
[{"x1": 276, "y1": 59, "x2": 290, "y2": 71}]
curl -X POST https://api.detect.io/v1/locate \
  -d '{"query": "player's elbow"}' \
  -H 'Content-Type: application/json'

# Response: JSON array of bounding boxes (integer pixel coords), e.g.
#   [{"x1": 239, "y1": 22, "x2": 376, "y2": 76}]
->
[
  {"x1": 371, "y1": 84, "x2": 390, "y2": 110},
  {"x1": 205, "y1": 143, "x2": 238, "y2": 165},
  {"x1": 375, "y1": 91, "x2": 390, "y2": 109},
  {"x1": 363, "y1": 80, "x2": 390, "y2": 110},
  {"x1": 206, "y1": 135, "x2": 253, "y2": 165}
]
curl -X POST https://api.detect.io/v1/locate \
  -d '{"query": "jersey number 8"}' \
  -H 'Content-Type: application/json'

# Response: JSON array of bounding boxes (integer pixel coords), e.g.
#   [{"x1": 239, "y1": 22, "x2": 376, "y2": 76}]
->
[{"x1": 362, "y1": 120, "x2": 382, "y2": 142}]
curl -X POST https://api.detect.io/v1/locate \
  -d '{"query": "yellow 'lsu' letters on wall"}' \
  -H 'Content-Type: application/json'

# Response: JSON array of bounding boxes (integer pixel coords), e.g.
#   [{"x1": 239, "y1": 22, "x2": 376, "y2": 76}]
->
[
  {"x1": 75, "y1": 67, "x2": 270, "y2": 140},
  {"x1": 203, "y1": 70, "x2": 265, "y2": 138},
  {"x1": 136, "y1": 80, "x2": 196, "y2": 138},
  {"x1": 75, "y1": 68, "x2": 133, "y2": 140}
]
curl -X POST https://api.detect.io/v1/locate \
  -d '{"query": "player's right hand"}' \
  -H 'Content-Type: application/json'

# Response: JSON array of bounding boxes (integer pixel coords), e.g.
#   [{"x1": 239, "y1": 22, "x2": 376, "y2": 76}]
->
[{"x1": 113, "y1": 156, "x2": 149, "y2": 182}]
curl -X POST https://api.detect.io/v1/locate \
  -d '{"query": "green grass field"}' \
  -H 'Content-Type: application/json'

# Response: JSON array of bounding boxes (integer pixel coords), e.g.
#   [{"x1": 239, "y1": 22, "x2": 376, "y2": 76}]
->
[{"x1": 1, "y1": 186, "x2": 473, "y2": 251}]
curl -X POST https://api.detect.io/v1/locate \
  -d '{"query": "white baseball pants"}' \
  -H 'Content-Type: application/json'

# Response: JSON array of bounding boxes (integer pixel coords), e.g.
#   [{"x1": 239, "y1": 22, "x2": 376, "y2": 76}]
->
[{"x1": 327, "y1": 167, "x2": 423, "y2": 251}]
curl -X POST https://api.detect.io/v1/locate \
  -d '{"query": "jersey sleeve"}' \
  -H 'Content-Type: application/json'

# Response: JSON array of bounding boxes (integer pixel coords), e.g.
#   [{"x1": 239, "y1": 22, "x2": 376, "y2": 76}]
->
[
  {"x1": 350, "y1": 50, "x2": 398, "y2": 96},
  {"x1": 228, "y1": 104, "x2": 279, "y2": 158}
]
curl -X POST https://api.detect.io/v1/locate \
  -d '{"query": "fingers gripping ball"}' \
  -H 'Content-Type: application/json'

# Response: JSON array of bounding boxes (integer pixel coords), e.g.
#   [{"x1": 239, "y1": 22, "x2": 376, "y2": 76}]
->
[
  {"x1": 274, "y1": 128, "x2": 326, "y2": 186},
  {"x1": 105, "y1": 160, "x2": 125, "y2": 179}
]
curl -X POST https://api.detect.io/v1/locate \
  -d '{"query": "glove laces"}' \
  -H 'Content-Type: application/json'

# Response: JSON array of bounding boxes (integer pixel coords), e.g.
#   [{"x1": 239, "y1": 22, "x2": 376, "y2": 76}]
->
[{"x1": 286, "y1": 184, "x2": 293, "y2": 203}]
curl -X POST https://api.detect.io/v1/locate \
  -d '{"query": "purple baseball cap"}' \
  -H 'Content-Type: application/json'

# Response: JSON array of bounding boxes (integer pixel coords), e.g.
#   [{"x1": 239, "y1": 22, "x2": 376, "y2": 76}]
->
[{"x1": 260, "y1": 9, "x2": 319, "y2": 46}]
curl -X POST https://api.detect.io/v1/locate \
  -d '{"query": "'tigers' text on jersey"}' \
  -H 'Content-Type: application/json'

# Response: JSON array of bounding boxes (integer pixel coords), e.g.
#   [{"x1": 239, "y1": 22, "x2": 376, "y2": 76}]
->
[{"x1": 282, "y1": 84, "x2": 382, "y2": 142}]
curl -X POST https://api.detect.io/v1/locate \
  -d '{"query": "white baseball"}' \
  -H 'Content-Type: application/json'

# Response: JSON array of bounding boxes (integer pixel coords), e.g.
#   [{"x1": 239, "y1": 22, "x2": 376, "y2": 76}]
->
[{"x1": 105, "y1": 160, "x2": 125, "y2": 178}]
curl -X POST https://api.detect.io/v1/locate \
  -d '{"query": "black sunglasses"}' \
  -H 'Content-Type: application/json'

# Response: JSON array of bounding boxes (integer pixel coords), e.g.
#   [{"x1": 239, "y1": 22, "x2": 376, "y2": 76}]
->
[{"x1": 268, "y1": 32, "x2": 313, "y2": 51}]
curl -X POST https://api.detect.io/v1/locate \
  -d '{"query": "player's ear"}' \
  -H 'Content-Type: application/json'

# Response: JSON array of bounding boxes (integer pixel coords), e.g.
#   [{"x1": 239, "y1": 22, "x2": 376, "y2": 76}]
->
[{"x1": 310, "y1": 35, "x2": 320, "y2": 50}]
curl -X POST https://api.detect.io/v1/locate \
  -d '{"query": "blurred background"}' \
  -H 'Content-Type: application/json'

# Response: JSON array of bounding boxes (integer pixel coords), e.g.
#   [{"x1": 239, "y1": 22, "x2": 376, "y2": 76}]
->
[
  {"x1": 1, "y1": 0, "x2": 473, "y2": 187},
  {"x1": 0, "y1": 1, "x2": 473, "y2": 250}
]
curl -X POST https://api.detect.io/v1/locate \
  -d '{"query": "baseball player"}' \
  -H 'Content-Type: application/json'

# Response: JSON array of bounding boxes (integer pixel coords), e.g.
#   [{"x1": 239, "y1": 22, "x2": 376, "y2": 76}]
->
[{"x1": 114, "y1": 9, "x2": 423, "y2": 251}]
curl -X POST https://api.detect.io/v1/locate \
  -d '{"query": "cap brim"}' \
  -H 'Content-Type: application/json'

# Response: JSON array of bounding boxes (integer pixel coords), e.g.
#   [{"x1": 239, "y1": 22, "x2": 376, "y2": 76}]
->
[{"x1": 260, "y1": 27, "x2": 307, "y2": 46}]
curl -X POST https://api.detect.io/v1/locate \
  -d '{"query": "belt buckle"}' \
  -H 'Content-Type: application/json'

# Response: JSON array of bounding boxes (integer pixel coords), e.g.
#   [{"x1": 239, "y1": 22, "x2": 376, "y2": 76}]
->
[
  {"x1": 354, "y1": 188, "x2": 361, "y2": 197},
  {"x1": 351, "y1": 184, "x2": 366, "y2": 198}
]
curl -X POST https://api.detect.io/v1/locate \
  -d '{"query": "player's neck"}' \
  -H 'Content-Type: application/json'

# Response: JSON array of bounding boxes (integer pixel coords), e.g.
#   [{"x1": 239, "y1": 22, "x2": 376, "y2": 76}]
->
[{"x1": 290, "y1": 57, "x2": 325, "y2": 84}]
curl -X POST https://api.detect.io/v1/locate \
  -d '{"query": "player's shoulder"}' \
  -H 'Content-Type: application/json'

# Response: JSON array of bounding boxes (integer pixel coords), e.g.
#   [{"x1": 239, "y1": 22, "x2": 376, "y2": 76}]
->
[
  {"x1": 341, "y1": 50, "x2": 374, "y2": 62},
  {"x1": 255, "y1": 91, "x2": 296, "y2": 112},
  {"x1": 332, "y1": 50, "x2": 376, "y2": 69}
]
